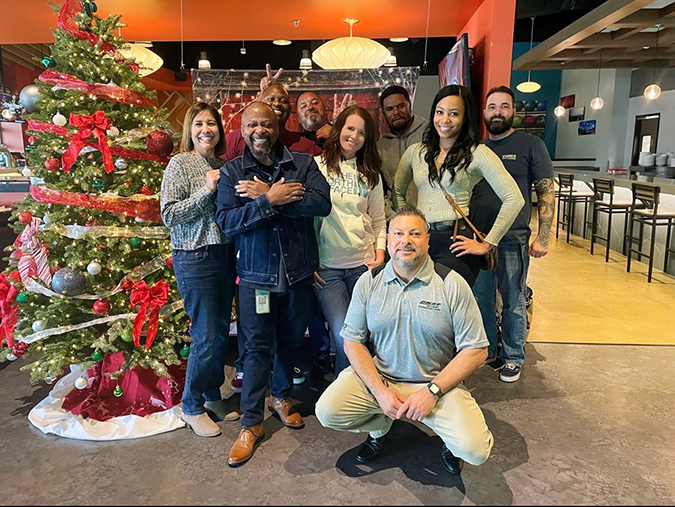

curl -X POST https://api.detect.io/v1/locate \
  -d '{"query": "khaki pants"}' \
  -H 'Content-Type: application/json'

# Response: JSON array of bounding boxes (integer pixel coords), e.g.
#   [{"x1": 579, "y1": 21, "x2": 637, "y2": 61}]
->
[{"x1": 316, "y1": 367, "x2": 494, "y2": 466}]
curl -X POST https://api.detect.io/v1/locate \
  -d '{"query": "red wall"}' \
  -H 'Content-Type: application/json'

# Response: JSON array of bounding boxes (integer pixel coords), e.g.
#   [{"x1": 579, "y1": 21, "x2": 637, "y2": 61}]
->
[
  {"x1": 2, "y1": 60, "x2": 41, "y2": 95},
  {"x1": 459, "y1": 0, "x2": 516, "y2": 114}
]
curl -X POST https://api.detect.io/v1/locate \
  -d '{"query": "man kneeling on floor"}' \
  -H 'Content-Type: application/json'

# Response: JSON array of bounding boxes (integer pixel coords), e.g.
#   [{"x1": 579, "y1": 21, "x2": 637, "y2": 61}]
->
[{"x1": 316, "y1": 206, "x2": 494, "y2": 474}]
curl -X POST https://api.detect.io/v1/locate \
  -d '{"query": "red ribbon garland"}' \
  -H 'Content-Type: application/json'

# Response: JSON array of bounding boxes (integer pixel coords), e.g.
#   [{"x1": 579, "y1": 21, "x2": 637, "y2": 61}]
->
[
  {"x1": 129, "y1": 280, "x2": 169, "y2": 350},
  {"x1": 27, "y1": 120, "x2": 170, "y2": 165},
  {"x1": 39, "y1": 70, "x2": 156, "y2": 109},
  {"x1": 30, "y1": 186, "x2": 162, "y2": 223},
  {"x1": 0, "y1": 271, "x2": 21, "y2": 348},
  {"x1": 62, "y1": 111, "x2": 114, "y2": 174},
  {"x1": 57, "y1": 0, "x2": 118, "y2": 54}
]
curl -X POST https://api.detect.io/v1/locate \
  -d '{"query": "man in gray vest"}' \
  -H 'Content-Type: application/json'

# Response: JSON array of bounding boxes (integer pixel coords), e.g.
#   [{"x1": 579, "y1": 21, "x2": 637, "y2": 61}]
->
[
  {"x1": 316, "y1": 207, "x2": 493, "y2": 474},
  {"x1": 377, "y1": 86, "x2": 428, "y2": 215}
]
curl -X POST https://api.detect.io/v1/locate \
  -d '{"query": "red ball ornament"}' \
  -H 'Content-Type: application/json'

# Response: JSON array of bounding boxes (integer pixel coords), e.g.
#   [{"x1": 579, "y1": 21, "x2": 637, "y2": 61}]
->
[
  {"x1": 124, "y1": 180, "x2": 131, "y2": 185},
  {"x1": 146, "y1": 130, "x2": 173, "y2": 157},
  {"x1": 93, "y1": 300, "x2": 110, "y2": 315},
  {"x1": 166, "y1": 256, "x2": 173, "y2": 268},
  {"x1": 9, "y1": 250, "x2": 23, "y2": 259},
  {"x1": 85, "y1": 219, "x2": 99, "y2": 227},
  {"x1": 140, "y1": 185, "x2": 152, "y2": 196},
  {"x1": 12, "y1": 342, "x2": 28, "y2": 358},
  {"x1": 18, "y1": 211, "x2": 33, "y2": 225},
  {"x1": 28, "y1": 136, "x2": 36, "y2": 145},
  {"x1": 45, "y1": 157, "x2": 61, "y2": 172},
  {"x1": 120, "y1": 278, "x2": 134, "y2": 291}
]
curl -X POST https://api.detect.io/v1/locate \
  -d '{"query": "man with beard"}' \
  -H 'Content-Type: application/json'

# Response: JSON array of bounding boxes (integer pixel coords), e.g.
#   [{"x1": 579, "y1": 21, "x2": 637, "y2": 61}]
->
[
  {"x1": 215, "y1": 102, "x2": 331, "y2": 467},
  {"x1": 376, "y1": 86, "x2": 428, "y2": 214},
  {"x1": 225, "y1": 84, "x2": 322, "y2": 159},
  {"x1": 296, "y1": 91, "x2": 351, "y2": 148},
  {"x1": 316, "y1": 206, "x2": 493, "y2": 475},
  {"x1": 470, "y1": 86, "x2": 555, "y2": 383}
]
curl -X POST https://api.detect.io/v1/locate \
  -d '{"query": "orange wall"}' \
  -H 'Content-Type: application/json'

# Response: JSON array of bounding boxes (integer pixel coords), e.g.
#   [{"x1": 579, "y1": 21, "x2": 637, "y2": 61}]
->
[{"x1": 459, "y1": 0, "x2": 516, "y2": 112}]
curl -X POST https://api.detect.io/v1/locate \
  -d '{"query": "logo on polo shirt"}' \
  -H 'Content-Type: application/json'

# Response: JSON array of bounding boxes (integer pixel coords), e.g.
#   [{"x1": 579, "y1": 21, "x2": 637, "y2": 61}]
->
[
  {"x1": 502, "y1": 154, "x2": 517, "y2": 161},
  {"x1": 418, "y1": 300, "x2": 442, "y2": 311}
]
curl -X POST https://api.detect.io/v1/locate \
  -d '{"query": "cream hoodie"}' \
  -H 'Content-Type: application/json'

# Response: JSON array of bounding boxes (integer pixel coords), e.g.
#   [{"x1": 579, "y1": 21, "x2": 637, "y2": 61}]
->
[{"x1": 315, "y1": 156, "x2": 386, "y2": 269}]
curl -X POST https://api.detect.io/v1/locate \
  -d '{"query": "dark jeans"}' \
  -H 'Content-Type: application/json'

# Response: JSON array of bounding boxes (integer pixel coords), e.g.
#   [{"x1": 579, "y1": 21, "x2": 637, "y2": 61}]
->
[
  {"x1": 429, "y1": 226, "x2": 482, "y2": 287},
  {"x1": 173, "y1": 243, "x2": 237, "y2": 416},
  {"x1": 238, "y1": 282, "x2": 312, "y2": 427}
]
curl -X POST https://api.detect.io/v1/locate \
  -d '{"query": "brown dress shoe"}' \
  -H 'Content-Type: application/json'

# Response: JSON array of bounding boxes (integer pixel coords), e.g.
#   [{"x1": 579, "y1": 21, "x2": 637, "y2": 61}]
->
[
  {"x1": 227, "y1": 424, "x2": 264, "y2": 468},
  {"x1": 268, "y1": 396, "x2": 305, "y2": 429}
]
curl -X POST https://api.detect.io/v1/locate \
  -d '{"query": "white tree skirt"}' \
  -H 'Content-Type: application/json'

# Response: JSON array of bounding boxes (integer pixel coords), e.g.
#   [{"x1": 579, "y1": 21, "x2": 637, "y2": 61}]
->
[{"x1": 28, "y1": 365, "x2": 186, "y2": 441}]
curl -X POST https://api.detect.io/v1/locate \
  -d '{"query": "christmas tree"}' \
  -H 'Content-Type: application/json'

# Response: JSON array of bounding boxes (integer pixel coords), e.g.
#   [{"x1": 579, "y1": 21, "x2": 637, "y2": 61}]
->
[{"x1": 0, "y1": 0, "x2": 189, "y2": 420}]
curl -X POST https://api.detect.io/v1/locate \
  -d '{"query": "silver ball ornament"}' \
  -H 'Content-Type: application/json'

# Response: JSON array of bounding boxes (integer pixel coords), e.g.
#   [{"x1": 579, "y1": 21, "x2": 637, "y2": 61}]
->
[
  {"x1": 44, "y1": 376, "x2": 54, "y2": 384},
  {"x1": 74, "y1": 376, "x2": 88, "y2": 389},
  {"x1": 51, "y1": 268, "x2": 87, "y2": 296},
  {"x1": 6, "y1": 353, "x2": 17, "y2": 361},
  {"x1": 19, "y1": 84, "x2": 41, "y2": 112},
  {"x1": 52, "y1": 112, "x2": 67, "y2": 127},
  {"x1": 32, "y1": 320, "x2": 47, "y2": 332},
  {"x1": 87, "y1": 261, "x2": 102, "y2": 275},
  {"x1": 43, "y1": 214, "x2": 50, "y2": 224},
  {"x1": 114, "y1": 158, "x2": 128, "y2": 169},
  {"x1": 107, "y1": 126, "x2": 120, "y2": 137},
  {"x1": 21, "y1": 168, "x2": 33, "y2": 177},
  {"x1": 134, "y1": 216, "x2": 147, "y2": 223}
]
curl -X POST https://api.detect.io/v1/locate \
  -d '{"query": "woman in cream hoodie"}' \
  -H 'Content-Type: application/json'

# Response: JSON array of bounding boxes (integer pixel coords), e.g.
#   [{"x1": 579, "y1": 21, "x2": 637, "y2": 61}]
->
[{"x1": 314, "y1": 105, "x2": 386, "y2": 375}]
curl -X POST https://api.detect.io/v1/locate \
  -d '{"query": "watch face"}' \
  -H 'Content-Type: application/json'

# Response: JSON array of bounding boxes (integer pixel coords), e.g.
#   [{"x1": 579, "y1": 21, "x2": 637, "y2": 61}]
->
[{"x1": 428, "y1": 383, "x2": 441, "y2": 396}]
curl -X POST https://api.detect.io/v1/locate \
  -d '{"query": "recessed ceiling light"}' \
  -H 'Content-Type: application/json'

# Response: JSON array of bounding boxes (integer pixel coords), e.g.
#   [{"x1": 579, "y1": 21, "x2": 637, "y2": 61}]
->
[
  {"x1": 273, "y1": 40, "x2": 292, "y2": 46},
  {"x1": 389, "y1": 37, "x2": 409, "y2": 43}
]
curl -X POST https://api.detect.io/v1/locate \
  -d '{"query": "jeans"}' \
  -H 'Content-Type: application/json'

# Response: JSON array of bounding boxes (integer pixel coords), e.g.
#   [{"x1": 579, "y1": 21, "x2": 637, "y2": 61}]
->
[
  {"x1": 472, "y1": 242, "x2": 529, "y2": 367},
  {"x1": 173, "y1": 243, "x2": 237, "y2": 416},
  {"x1": 238, "y1": 282, "x2": 312, "y2": 427},
  {"x1": 313, "y1": 265, "x2": 368, "y2": 374}
]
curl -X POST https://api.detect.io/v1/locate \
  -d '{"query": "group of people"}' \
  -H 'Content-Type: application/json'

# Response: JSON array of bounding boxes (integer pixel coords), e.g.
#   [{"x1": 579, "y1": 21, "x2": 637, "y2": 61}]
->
[{"x1": 160, "y1": 67, "x2": 555, "y2": 472}]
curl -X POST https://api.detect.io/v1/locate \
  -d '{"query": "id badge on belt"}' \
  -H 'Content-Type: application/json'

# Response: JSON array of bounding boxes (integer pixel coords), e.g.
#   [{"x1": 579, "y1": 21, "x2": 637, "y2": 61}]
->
[{"x1": 255, "y1": 290, "x2": 270, "y2": 314}]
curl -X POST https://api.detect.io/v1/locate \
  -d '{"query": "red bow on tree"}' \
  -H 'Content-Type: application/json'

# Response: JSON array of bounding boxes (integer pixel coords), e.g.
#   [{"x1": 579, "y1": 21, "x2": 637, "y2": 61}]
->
[
  {"x1": 129, "y1": 280, "x2": 169, "y2": 350},
  {"x1": 61, "y1": 111, "x2": 114, "y2": 174},
  {"x1": 0, "y1": 271, "x2": 21, "y2": 348}
]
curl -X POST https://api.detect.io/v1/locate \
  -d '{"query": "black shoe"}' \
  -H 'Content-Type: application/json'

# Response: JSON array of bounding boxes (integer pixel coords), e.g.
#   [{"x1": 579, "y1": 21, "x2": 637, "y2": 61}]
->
[
  {"x1": 356, "y1": 434, "x2": 388, "y2": 463},
  {"x1": 440, "y1": 444, "x2": 464, "y2": 475},
  {"x1": 484, "y1": 357, "x2": 504, "y2": 370},
  {"x1": 312, "y1": 353, "x2": 333, "y2": 374}
]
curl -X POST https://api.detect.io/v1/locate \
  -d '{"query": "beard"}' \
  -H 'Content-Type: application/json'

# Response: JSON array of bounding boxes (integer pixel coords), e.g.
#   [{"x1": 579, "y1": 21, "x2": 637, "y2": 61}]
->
[
  {"x1": 300, "y1": 110, "x2": 324, "y2": 132},
  {"x1": 485, "y1": 113, "x2": 514, "y2": 135},
  {"x1": 392, "y1": 244, "x2": 421, "y2": 269},
  {"x1": 248, "y1": 135, "x2": 275, "y2": 161}
]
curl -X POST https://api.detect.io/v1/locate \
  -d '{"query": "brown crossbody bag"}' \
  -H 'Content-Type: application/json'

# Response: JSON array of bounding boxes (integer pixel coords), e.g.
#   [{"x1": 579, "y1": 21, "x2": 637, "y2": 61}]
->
[{"x1": 436, "y1": 180, "x2": 498, "y2": 270}]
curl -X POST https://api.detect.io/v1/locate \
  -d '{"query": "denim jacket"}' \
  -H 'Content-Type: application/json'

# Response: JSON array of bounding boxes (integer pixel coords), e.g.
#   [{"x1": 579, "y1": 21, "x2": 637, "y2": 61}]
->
[{"x1": 215, "y1": 144, "x2": 331, "y2": 286}]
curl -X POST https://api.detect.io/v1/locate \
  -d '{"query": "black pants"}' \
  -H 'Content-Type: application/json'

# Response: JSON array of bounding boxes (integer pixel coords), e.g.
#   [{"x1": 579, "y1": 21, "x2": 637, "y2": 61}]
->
[{"x1": 429, "y1": 225, "x2": 482, "y2": 287}]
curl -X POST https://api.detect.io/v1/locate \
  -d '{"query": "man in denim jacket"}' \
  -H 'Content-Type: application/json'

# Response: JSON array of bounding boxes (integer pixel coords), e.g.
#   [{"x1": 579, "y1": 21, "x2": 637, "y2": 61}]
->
[{"x1": 215, "y1": 102, "x2": 331, "y2": 467}]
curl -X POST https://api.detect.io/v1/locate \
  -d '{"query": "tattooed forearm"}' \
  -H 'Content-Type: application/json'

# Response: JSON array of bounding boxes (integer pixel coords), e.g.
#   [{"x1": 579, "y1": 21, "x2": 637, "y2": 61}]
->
[{"x1": 534, "y1": 177, "x2": 555, "y2": 246}]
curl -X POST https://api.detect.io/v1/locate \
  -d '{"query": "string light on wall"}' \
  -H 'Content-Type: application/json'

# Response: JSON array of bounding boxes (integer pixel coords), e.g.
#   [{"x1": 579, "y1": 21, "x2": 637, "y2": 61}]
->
[
  {"x1": 590, "y1": 48, "x2": 604, "y2": 110},
  {"x1": 644, "y1": 23, "x2": 662, "y2": 100},
  {"x1": 516, "y1": 17, "x2": 542, "y2": 93}
]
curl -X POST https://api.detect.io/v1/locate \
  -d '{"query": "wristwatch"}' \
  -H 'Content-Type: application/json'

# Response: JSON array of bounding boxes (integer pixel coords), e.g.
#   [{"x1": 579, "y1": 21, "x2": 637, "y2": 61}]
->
[{"x1": 426, "y1": 381, "x2": 442, "y2": 398}]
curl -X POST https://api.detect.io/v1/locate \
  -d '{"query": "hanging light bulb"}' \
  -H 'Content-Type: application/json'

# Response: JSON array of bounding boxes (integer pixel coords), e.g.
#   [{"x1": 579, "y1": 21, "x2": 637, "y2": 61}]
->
[
  {"x1": 198, "y1": 51, "x2": 211, "y2": 69},
  {"x1": 384, "y1": 47, "x2": 397, "y2": 67},
  {"x1": 516, "y1": 17, "x2": 542, "y2": 93},
  {"x1": 554, "y1": 105, "x2": 565, "y2": 117},
  {"x1": 644, "y1": 24, "x2": 662, "y2": 100},
  {"x1": 299, "y1": 49, "x2": 312, "y2": 70},
  {"x1": 590, "y1": 48, "x2": 604, "y2": 110}
]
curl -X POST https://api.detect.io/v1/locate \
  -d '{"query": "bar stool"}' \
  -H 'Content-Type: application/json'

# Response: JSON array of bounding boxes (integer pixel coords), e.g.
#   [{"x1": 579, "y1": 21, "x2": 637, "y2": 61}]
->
[
  {"x1": 626, "y1": 182, "x2": 675, "y2": 283},
  {"x1": 555, "y1": 173, "x2": 594, "y2": 244},
  {"x1": 590, "y1": 178, "x2": 632, "y2": 262}
]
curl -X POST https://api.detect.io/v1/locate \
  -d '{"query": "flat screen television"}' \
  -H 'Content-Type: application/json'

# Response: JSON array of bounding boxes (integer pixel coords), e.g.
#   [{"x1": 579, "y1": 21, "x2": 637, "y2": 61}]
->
[{"x1": 438, "y1": 33, "x2": 471, "y2": 89}]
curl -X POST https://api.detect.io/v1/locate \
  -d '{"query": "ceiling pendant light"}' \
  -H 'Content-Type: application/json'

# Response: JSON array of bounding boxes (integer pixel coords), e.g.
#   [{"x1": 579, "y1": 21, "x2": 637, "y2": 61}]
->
[
  {"x1": 198, "y1": 51, "x2": 211, "y2": 69},
  {"x1": 116, "y1": 23, "x2": 163, "y2": 77},
  {"x1": 644, "y1": 23, "x2": 662, "y2": 100},
  {"x1": 384, "y1": 47, "x2": 397, "y2": 67},
  {"x1": 299, "y1": 49, "x2": 312, "y2": 70},
  {"x1": 516, "y1": 17, "x2": 542, "y2": 93},
  {"x1": 240, "y1": 41, "x2": 247, "y2": 55},
  {"x1": 312, "y1": 18, "x2": 390, "y2": 69},
  {"x1": 590, "y1": 48, "x2": 604, "y2": 110}
]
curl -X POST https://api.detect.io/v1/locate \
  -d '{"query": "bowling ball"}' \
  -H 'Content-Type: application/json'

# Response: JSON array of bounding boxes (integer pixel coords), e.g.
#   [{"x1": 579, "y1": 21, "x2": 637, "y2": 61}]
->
[
  {"x1": 514, "y1": 100, "x2": 524, "y2": 112},
  {"x1": 524, "y1": 100, "x2": 536, "y2": 112},
  {"x1": 523, "y1": 115, "x2": 536, "y2": 128},
  {"x1": 535, "y1": 115, "x2": 546, "y2": 127},
  {"x1": 513, "y1": 115, "x2": 523, "y2": 128},
  {"x1": 535, "y1": 132, "x2": 545, "y2": 140},
  {"x1": 536, "y1": 100, "x2": 547, "y2": 111}
]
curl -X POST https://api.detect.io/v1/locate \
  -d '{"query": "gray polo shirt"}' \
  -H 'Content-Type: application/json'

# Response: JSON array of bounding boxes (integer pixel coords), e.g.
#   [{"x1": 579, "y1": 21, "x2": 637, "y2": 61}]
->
[{"x1": 341, "y1": 255, "x2": 488, "y2": 383}]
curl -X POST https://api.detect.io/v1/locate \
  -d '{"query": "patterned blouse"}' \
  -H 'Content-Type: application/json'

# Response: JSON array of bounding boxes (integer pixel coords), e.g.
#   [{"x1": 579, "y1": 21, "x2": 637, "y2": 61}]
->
[{"x1": 160, "y1": 152, "x2": 228, "y2": 250}]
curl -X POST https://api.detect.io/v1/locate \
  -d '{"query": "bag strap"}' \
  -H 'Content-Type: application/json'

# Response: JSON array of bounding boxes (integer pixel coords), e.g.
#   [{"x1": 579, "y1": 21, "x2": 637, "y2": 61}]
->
[{"x1": 436, "y1": 179, "x2": 486, "y2": 243}]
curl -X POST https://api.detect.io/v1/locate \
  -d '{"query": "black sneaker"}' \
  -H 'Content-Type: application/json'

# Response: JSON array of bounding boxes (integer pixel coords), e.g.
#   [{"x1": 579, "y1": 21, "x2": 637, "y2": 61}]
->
[
  {"x1": 499, "y1": 363, "x2": 521, "y2": 383},
  {"x1": 312, "y1": 353, "x2": 333, "y2": 374},
  {"x1": 484, "y1": 357, "x2": 504, "y2": 370}
]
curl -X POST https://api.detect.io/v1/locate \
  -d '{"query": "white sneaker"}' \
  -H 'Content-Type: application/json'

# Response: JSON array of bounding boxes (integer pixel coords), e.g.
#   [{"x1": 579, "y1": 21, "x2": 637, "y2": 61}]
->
[
  {"x1": 181, "y1": 410, "x2": 221, "y2": 437},
  {"x1": 230, "y1": 372, "x2": 244, "y2": 393}
]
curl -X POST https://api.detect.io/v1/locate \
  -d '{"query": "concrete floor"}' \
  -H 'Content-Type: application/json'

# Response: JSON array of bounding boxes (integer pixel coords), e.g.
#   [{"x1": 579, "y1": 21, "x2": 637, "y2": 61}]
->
[{"x1": 1, "y1": 340, "x2": 674, "y2": 505}]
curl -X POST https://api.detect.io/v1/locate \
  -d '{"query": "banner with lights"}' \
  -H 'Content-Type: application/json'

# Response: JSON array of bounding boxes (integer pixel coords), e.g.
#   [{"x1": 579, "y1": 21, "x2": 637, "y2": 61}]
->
[{"x1": 191, "y1": 67, "x2": 420, "y2": 137}]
